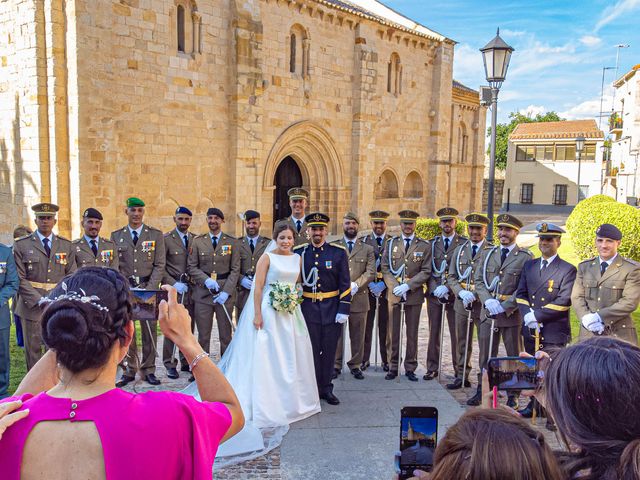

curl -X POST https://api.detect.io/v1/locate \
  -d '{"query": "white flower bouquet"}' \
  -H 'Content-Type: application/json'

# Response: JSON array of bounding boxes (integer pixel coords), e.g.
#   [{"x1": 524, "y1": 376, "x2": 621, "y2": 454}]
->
[{"x1": 269, "y1": 282, "x2": 303, "y2": 314}]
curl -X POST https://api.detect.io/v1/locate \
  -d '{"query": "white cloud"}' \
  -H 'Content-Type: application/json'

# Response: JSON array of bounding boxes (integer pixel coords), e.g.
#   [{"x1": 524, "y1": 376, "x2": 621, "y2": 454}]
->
[
  {"x1": 519, "y1": 105, "x2": 546, "y2": 117},
  {"x1": 452, "y1": 43, "x2": 485, "y2": 86},
  {"x1": 501, "y1": 29, "x2": 527, "y2": 37},
  {"x1": 560, "y1": 93, "x2": 612, "y2": 123},
  {"x1": 595, "y1": 0, "x2": 640, "y2": 31},
  {"x1": 580, "y1": 35, "x2": 602, "y2": 47}
]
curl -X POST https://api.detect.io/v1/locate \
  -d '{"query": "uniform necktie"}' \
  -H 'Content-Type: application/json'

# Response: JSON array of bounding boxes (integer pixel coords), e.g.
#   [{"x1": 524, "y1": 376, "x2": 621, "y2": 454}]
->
[
  {"x1": 601, "y1": 261, "x2": 608, "y2": 276},
  {"x1": 444, "y1": 237, "x2": 450, "y2": 251},
  {"x1": 500, "y1": 247, "x2": 509, "y2": 264},
  {"x1": 376, "y1": 237, "x2": 382, "y2": 247},
  {"x1": 541, "y1": 259, "x2": 548, "y2": 272},
  {"x1": 405, "y1": 238, "x2": 411, "y2": 251},
  {"x1": 43, "y1": 237, "x2": 51, "y2": 257},
  {"x1": 347, "y1": 241, "x2": 354, "y2": 253},
  {"x1": 183, "y1": 235, "x2": 189, "y2": 249},
  {"x1": 132, "y1": 230, "x2": 139, "y2": 246},
  {"x1": 472, "y1": 244, "x2": 478, "y2": 258},
  {"x1": 296, "y1": 220, "x2": 302, "y2": 233},
  {"x1": 212, "y1": 236, "x2": 218, "y2": 250},
  {"x1": 249, "y1": 239, "x2": 255, "y2": 253},
  {"x1": 90, "y1": 239, "x2": 98, "y2": 257}
]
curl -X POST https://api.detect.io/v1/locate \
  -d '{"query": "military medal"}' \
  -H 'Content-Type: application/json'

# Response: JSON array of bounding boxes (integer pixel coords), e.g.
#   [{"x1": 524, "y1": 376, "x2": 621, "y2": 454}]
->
[
  {"x1": 413, "y1": 251, "x2": 423, "y2": 262},
  {"x1": 0, "y1": 262, "x2": 6, "y2": 274},
  {"x1": 548, "y1": 279, "x2": 554, "y2": 292},
  {"x1": 141, "y1": 240, "x2": 155, "y2": 253},
  {"x1": 101, "y1": 250, "x2": 113, "y2": 264},
  {"x1": 325, "y1": 261, "x2": 332, "y2": 269},
  {"x1": 55, "y1": 252, "x2": 68, "y2": 265},
  {"x1": 221, "y1": 245, "x2": 232, "y2": 256}
]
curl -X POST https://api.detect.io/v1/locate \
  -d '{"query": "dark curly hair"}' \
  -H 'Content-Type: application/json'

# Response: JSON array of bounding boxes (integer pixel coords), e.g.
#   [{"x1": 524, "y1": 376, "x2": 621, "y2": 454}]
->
[{"x1": 41, "y1": 267, "x2": 132, "y2": 373}]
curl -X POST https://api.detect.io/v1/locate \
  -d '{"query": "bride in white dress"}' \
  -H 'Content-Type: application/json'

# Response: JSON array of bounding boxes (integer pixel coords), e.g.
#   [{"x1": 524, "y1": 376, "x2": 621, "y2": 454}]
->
[{"x1": 183, "y1": 224, "x2": 320, "y2": 466}]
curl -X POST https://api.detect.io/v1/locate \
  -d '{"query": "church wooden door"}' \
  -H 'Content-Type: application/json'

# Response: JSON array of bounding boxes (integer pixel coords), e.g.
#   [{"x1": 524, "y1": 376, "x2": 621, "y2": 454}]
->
[{"x1": 273, "y1": 156, "x2": 303, "y2": 221}]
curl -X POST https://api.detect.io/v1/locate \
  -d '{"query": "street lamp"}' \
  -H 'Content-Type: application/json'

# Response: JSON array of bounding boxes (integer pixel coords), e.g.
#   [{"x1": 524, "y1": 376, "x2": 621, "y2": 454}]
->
[
  {"x1": 575, "y1": 136, "x2": 585, "y2": 204},
  {"x1": 480, "y1": 28, "x2": 514, "y2": 242}
]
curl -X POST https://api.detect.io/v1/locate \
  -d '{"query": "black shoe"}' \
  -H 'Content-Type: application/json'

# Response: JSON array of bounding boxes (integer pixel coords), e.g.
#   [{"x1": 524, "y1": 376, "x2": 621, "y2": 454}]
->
[
  {"x1": 405, "y1": 372, "x2": 418, "y2": 382},
  {"x1": 467, "y1": 388, "x2": 482, "y2": 406},
  {"x1": 115, "y1": 375, "x2": 135, "y2": 388},
  {"x1": 382, "y1": 363, "x2": 390, "y2": 372},
  {"x1": 144, "y1": 374, "x2": 161, "y2": 386},
  {"x1": 180, "y1": 364, "x2": 190, "y2": 373},
  {"x1": 423, "y1": 371, "x2": 438, "y2": 381},
  {"x1": 446, "y1": 377, "x2": 471, "y2": 390},
  {"x1": 360, "y1": 361, "x2": 370, "y2": 371},
  {"x1": 321, "y1": 392, "x2": 340, "y2": 405},
  {"x1": 385, "y1": 371, "x2": 398, "y2": 380},
  {"x1": 188, "y1": 374, "x2": 195, "y2": 382},
  {"x1": 166, "y1": 368, "x2": 179, "y2": 379},
  {"x1": 332, "y1": 368, "x2": 340, "y2": 380},
  {"x1": 545, "y1": 419, "x2": 557, "y2": 432},
  {"x1": 351, "y1": 368, "x2": 365, "y2": 380},
  {"x1": 506, "y1": 395, "x2": 517, "y2": 409}
]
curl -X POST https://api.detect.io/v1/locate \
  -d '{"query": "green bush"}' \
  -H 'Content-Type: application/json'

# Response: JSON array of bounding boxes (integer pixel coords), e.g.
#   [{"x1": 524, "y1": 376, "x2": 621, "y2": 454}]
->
[
  {"x1": 566, "y1": 199, "x2": 640, "y2": 262},
  {"x1": 416, "y1": 218, "x2": 467, "y2": 239}
]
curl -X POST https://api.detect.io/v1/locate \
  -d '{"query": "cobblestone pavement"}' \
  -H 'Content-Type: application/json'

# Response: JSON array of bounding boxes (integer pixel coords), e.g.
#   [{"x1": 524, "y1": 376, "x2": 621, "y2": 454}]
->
[{"x1": 122, "y1": 299, "x2": 562, "y2": 478}]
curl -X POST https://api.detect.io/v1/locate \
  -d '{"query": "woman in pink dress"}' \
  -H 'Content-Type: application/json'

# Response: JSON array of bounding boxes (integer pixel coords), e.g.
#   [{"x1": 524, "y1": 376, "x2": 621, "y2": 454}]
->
[{"x1": 0, "y1": 266, "x2": 244, "y2": 479}]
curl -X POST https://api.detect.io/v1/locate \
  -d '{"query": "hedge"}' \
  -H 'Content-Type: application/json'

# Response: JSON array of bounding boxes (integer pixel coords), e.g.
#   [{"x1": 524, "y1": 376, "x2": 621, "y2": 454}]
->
[
  {"x1": 416, "y1": 216, "x2": 499, "y2": 241},
  {"x1": 566, "y1": 198, "x2": 640, "y2": 262}
]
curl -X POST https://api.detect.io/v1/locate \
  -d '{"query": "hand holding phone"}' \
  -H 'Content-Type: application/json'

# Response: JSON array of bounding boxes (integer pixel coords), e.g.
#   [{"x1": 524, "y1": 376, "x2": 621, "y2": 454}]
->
[
  {"x1": 130, "y1": 289, "x2": 169, "y2": 321},
  {"x1": 398, "y1": 407, "x2": 438, "y2": 479},
  {"x1": 487, "y1": 357, "x2": 540, "y2": 392}
]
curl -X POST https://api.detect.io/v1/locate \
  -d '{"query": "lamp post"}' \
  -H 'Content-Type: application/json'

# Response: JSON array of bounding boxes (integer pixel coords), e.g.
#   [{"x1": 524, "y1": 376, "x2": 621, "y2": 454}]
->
[
  {"x1": 480, "y1": 28, "x2": 514, "y2": 242},
  {"x1": 575, "y1": 136, "x2": 585, "y2": 204}
]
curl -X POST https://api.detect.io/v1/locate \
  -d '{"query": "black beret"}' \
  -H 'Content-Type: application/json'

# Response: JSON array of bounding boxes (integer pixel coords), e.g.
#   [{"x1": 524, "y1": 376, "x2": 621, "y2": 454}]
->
[
  {"x1": 206, "y1": 207, "x2": 224, "y2": 220},
  {"x1": 244, "y1": 210, "x2": 260, "y2": 221},
  {"x1": 175, "y1": 206, "x2": 193, "y2": 216},
  {"x1": 83, "y1": 208, "x2": 103, "y2": 220},
  {"x1": 596, "y1": 223, "x2": 622, "y2": 241}
]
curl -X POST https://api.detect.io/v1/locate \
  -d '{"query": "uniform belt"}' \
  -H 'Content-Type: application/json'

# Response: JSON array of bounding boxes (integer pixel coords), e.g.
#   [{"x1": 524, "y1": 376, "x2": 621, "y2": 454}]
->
[
  {"x1": 208, "y1": 272, "x2": 230, "y2": 280},
  {"x1": 376, "y1": 272, "x2": 383, "y2": 280},
  {"x1": 128, "y1": 275, "x2": 151, "y2": 287},
  {"x1": 302, "y1": 290, "x2": 339, "y2": 301},
  {"x1": 460, "y1": 282, "x2": 475, "y2": 292},
  {"x1": 29, "y1": 281, "x2": 58, "y2": 290},
  {"x1": 496, "y1": 294, "x2": 510, "y2": 301}
]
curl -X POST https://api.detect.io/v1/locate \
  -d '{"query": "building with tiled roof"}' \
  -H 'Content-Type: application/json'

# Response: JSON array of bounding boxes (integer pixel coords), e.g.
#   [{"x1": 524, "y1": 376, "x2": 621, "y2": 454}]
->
[{"x1": 504, "y1": 120, "x2": 605, "y2": 213}]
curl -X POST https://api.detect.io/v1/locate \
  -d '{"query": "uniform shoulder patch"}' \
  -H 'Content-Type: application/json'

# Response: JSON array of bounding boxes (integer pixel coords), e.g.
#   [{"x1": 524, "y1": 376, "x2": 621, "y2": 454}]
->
[{"x1": 331, "y1": 243, "x2": 346, "y2": 250}]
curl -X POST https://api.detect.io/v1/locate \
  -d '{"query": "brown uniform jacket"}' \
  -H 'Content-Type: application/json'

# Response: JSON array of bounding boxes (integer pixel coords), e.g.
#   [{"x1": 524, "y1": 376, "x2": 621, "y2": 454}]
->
[
  {"x1": 382, "y1": 236, "x2": 431, "y2": 306},
  {"x1": 188, "y1": 232, "x2": 241, "y2": 304},
  {"x1": 572, "y1": 255, "x2": 640, "y2": 344},
  {"x1": 72, "y1": 236, "x2": 119, "y2": 270},
  {"x1": 427, "y1": 233, "x2": 467, "y2": 294},
  {"x1": 474, "y1": 244, "x2": 533, "y2": 327},
  {"x1": 110, "y1": 225, "x2": 166, "y2": 289},
  {"x1": 447, "y1": 240, "x2": 492, "y2": 316},
  {"x1": 274, "y1": 217, "x2": 309, "y2": 246},
  {"x1": 13, "y1": 233, "x2": 77, "y2": 319},
  {"x1": 332, "y1": 238, "x2": 376, "y2": 313},
  {"x1": 238, "y1": 235, "x2": 271, "y2": 283},
  {"x1": 162, "y1": 230, "x2": 195, "y2": 285}
]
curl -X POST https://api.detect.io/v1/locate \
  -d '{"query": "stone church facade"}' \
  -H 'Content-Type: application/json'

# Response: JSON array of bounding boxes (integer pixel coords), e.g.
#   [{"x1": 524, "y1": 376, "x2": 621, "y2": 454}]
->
[{"x1": 0, "y1": 0, "x2": 485, "y2": 240}]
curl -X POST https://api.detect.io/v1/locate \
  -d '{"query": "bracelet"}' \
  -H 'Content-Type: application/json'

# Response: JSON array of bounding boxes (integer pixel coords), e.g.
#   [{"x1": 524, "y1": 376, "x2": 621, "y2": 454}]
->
[{"x1": 189, "y1": 351, "x2": 209, "y2": 372}]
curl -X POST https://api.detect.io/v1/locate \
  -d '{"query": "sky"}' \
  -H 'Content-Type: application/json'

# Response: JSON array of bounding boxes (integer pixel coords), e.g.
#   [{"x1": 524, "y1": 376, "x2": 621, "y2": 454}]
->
[{"x1": 383, "y1": 0, "x2": 640, "y2": 126}]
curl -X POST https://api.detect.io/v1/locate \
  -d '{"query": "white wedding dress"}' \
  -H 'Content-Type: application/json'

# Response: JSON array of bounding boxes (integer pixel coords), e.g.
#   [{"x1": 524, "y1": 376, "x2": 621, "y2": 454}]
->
[{"x1": 182, "y1": 250, "x2": 321, "y2": 467}]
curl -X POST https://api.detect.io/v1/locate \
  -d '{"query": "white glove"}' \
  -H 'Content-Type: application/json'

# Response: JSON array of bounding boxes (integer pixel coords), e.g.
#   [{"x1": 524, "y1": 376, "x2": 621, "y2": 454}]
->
[
  {"x1": 484, "y1": 298, "x2": 505, "y2": 316},
  {"x1": 523, "y1": 311, "x2": 538, "y2": 329},
  {"x1": 240, "y1": 276, "x2": 253, "y2": 290},
  {"x1": 335, "y1": 313, "x2": 348, "y2": 324},
  {"x1": 173, "y1": 282, "x2": 188, "y2": 294},
  {"x1": 213, "y1": 291, "x2": 229, "y2": 304},
  {"x1": 205, "y1": 278, "x2": 220, "y2": 291},
  {"x1": 458, "y1": 290, "x2": 475, "y2": 308},
  {"x1": 582, "y1": 313, "x2": 604, "y2": 334},
  {"x1": 433, "y1": 285, "x2": 449, "y2": 299},
  {"x1": 351, "y1": 281, "x2": 359, "y2": 296},
  {"x1": 393, "y1": 283, "x2": 410, "y2": 297}
]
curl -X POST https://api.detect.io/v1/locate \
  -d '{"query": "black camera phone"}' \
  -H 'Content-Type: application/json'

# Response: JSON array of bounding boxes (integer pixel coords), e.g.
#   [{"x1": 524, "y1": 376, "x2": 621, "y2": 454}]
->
[
  {"x1": 487, "y1": 356, "x2": 540, "y2": 391},
  {"x1": 130, "y1": 289, "x2": 168, "y2": 321},
  {"x1": 398, "y1": 406, "x2": 438, "y2": 479}
]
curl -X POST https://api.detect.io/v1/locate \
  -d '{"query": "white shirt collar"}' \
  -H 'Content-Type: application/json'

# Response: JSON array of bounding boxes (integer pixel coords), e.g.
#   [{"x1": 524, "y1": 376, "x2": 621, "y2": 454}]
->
[
  {"x1": 471, "y1": 239, "x2": 484, "y2": 248},
  {"x1": 541, "y1": 254, "x2": 557, "y2": 267},
  {"x1": 373, "y1": 233, "x2": 385, "y2": 241},
  {"x1": 175, "y1": 228, "x2": 189, "y2": 238},
  {"x1": 402, "y1": 235, "x2": 415, "y2": 242},
  {"x1": 291, "y1": 215, "x2": 305, "y2": 223},
  {"x1": 36, "y1": 230, "x2": 53, "y2": 244},
  {"x1": 128, "y1": 224, "x2": 143, "y2": 236},
  {"x1": 599, "y1": 254, "x2": 618, "y2": 266},
  {"x1": 344, "y1": 236, "x2": 356, "y2": 245},
  {"x1": 500, "y1": 243, "x2": 516, "y2": 254},
  {"x1": 84, "y1": 234, "x2": 98, "y2": 245},
  {"x1": 442, "y1": 233, "x2": 455, "y2": 242},
  {"x1": 209, "y1": 231, "x2": 221, "y2": 241},
  {"x1": 246, "y1": 235, "x2": 259, "y2": 243}
]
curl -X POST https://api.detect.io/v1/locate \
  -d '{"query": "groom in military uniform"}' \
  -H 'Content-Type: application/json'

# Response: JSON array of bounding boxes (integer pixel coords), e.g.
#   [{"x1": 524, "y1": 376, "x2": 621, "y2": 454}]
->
[{"x1": 295, "y1": 213, "x2": 351, "y2": 405}]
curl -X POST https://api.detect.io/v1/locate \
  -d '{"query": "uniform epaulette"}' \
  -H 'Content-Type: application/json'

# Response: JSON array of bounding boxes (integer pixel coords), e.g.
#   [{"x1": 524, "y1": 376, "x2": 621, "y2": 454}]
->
[
  {"x1": 56, "y1": 235, "x2": 71, "y2": 242},
  {"x1": 221, "y1": 233, "x2": 236, "y2": 240},
  {"x1": 331, "y1": 243, "x2": 346, "y2": 250},
  {"x1": 194, "y1": 233, "x2": 209, "y2": 239},
  {"x1": 72, "y1": 238, "x2": 82, "y2": 244},
  {"x1": 293, "y1": 243, "x2": 308, "y2": 250},
  {"x1": 14, "y1": 235, "x2": 32, "y2": 242},
  {"x1": 144, "y1": 225, "x2": 161, "y2": 233},
  {"x1": 580, "y1": 257, "x2": 597, "y2": 265},
  {"x1": 163, "y1": 231, "x2": 173, "y2": 238},
  {"x1": 623, "y1": 257, "x2": 639, "y2": 267},
  {"x1": 101, "y1": 236, "x2": 112, "y2": 243},
  {"x1": 520, "y1": 248, "x2": 534, "y2": 257}
]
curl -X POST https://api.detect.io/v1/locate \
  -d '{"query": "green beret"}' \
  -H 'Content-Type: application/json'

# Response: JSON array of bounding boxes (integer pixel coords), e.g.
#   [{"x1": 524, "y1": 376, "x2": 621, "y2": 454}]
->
[{"x1": 126, "y1": 197, "x2": 145, "y2": 208}]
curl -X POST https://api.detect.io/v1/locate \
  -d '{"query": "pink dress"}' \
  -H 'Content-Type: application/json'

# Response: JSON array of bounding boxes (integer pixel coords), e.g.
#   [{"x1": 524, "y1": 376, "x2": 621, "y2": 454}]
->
[{"x1": 0, "y1": 388, "x2": 231, "y2": 479}]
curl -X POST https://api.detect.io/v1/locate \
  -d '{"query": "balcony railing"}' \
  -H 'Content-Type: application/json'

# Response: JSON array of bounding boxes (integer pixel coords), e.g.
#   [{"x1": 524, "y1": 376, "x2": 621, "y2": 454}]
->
[{"x1": 609, "y1": 111, "x2": 623, "y2": 132}]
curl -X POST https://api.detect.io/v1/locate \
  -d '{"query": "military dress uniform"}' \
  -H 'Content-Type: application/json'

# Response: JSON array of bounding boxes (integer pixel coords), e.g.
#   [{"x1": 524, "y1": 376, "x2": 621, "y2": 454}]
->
[
  {"x1": 162, "y1": 227, "x2": 196, "y2": 371},
  {"x1": 425, "y1": 208, "x2": 467, "y2": 378},
  {"x1": 295, "y1": 213, "x2": 351, "y2": 401},
  {"x1": 332, "y1": 230, "x2": 376, "y2": 374},
  {"x1": 516, "y1": 224, "x2": 577, "y2": 352},
  {"x1": 381, "y1": 211, "x2": 432, "y2": 378},
  {"x1": 362, "y1": 219, "x2": 391, "y2": 370},
  {"x1": 474, "y1": 214, "x2": 532, "y2": 381},
  {"x1": 446, "y1": 213, "x2": 492, "y2": 384},
  {"x1": 0, "y1": 243, "x2": 19, "y2": 397},
  {"x1": 274, "y1": 187, "x2": 310, "y2": 247},
  {"x1": 188, "y1": 230, "x2": 240, "y2": 356},
  {"x1": 571, "y1": 224, "x2": 640, "y2": 345},
  {"x1": 72, "y1": 237, "x2": 119, "y2": 270},
  {"x1": 14, "y1": 204, "x2": 77, "y2": 370},
  {"x1": 236, "y1": 234, "x2": 271, "y2": 317},
  {"x1": 110, "y1": 223, "x2": 166, "y2": 378}
]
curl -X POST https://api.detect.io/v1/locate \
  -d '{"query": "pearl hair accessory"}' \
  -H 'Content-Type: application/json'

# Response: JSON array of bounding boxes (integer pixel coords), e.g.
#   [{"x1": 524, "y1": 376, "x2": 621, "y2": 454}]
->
[{"x1": 39, "y1": 281, "x2": 110, "y2": 312}]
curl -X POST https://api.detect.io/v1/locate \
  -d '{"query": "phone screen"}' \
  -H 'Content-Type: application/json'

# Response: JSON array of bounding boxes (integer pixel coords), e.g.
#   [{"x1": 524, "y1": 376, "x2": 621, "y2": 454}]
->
[
  {"x1": 488, "y1": 356, "x2": 540, "y2": 391},
  {"x1": 399, "y1": 407, "x2": 438, "y2": 478},
  {"x1": 130, "y1": 289, "x2": 168, "y2": 321}
]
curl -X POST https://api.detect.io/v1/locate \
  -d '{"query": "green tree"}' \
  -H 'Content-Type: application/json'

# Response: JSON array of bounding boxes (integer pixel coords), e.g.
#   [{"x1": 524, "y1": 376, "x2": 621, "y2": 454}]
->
[{"x1": 488, "y1": 111, "x2": 564, "y2": 170}]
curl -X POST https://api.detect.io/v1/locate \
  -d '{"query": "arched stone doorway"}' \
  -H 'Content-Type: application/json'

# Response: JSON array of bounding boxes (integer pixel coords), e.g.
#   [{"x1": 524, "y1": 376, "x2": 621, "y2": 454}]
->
[{"x1": 273, "y1": 156, "x2": 303, "y2": 221}]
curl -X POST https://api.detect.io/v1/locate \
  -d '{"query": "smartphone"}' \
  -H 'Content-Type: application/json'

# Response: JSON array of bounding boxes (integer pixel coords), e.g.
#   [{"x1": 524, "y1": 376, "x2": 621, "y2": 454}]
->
[
  {"x1": 130, "y1": 289, "x2": 168, "y2": 322},
  {"x1": 398, "y1": 407, "x2": 438, "y2": 479},
  {"x1": 487, "y1": 356, "x2": 540, "y2": 391}
]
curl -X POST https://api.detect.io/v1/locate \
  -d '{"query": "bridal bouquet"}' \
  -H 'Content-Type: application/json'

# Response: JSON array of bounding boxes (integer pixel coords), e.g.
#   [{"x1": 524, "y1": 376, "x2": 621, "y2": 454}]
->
[{"x1": 269, "y1": 282, "x2": 303, "y2": 314}]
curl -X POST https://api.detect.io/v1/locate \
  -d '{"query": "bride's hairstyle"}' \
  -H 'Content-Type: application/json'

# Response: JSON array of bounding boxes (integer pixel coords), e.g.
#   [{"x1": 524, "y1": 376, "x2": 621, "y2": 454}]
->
[
  {"x1": 273, "y1": 223, "x2": 296, "y2": 240},
  {"x1": 41, "y1": 267, "x2": 132, "y2": 373}
]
